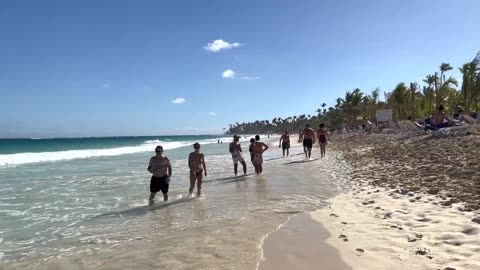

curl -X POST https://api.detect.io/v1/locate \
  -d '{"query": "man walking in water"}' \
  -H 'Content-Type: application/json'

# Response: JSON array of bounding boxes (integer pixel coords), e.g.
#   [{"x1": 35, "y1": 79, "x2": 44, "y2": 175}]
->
[
  {"x1": 188, "y1": 142, "x2": 207, "y2": 197},
  {"x1": 147, "y1": 145, "x2": 172, "y2": 204},
  {"x1": 229, "y1": 135, "x2": 247, "y2": 175},
  {"x1": 302, "y1": 124, "x2": 315, "y2": 159},
  {"x1": 278, "y1": 130, "x2": 290, "y2": 157},
  {"x1": 317, "y1": 123, "x2": 329, "y2": 158},
  {"x1": 253, "y1": 135, "x2": 269, "y2": 175}
]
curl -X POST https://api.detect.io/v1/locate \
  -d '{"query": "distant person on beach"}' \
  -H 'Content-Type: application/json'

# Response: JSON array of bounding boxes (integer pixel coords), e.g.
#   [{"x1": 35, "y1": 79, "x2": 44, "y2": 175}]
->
[
  {"x1": 317, "y1": 124, "x2": 329, "y2": 158},
  {"x1": 279, "y1": 130, "x2": 290, "y2": 157},
  {"x1": 188, "y1": 143, "x2": 207, "y2": 197},
  {"x1": 147, "y1": 145, "x2": 172, "y2": 204},
  {"x1": 298, "y1": 129, "x2": 303, "y2": 143},
  {"x1": 302, "y1": 124, "x2": 315, "y2": 159},
  {"x1": 432, "y1": 105, "x2": 454, "y2": 128},
  {"x1": 253, "y1": 135, "x2": 269, "y2": 175},
  {"x1": 229, "y1": 135, "x2": 247, "y2": 176},
  {"x1": 363, "y1": 117, "x2": 373, "y2": 134},
  {"x1": 249, "y1": 138, "x2": 256, "y2": 165}
]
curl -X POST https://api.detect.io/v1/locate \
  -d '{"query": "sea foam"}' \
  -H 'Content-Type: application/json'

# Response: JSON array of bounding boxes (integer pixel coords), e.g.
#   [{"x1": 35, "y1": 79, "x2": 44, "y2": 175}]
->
[{"x1": 0, "y1": 138, "x2": 227, "y2": 166}]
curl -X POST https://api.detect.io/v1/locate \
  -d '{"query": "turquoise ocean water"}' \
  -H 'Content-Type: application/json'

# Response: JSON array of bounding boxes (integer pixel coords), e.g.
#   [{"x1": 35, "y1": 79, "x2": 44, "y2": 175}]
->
[{"x1": 0, "y1": 135, "x2": 350, "y2": 269}]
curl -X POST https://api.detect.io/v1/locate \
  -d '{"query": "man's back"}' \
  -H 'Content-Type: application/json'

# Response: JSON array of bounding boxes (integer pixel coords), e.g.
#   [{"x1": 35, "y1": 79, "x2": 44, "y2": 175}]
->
[
  {"x1": 432, "y1": 111, "x2": 446, "y2": 125},
  {"x1": 303, "y1": 128, "x2": 314, "y2": 139}
]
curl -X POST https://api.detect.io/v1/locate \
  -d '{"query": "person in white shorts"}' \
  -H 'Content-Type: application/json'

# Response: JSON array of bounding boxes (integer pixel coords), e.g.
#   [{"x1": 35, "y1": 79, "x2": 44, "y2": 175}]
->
[{"x1": 229, "y1": 135, "x2": 247, "y2": 176}]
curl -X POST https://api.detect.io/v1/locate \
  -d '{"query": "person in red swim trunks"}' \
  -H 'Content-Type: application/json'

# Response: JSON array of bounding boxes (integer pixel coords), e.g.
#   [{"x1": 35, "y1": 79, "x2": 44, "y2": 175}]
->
[{"x1": 317, "y1": 123, "x2": 329, "y2": 158}]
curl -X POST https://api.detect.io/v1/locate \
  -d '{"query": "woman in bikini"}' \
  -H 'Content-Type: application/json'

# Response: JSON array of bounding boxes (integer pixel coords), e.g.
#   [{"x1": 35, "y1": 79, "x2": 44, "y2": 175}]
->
[
  {"x1": 317, "y1": 123, "x2": 329, "y2": 158},
  {"x1": 188, "y1": 142, "x2": 207, "y2": 197}
]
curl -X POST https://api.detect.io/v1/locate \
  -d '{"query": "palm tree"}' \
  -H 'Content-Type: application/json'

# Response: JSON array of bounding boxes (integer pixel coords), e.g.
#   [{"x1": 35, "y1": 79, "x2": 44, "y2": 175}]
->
[
  {"x1": 388, "y1": 83, "x2": 409, "y2": 120},
  {"x1": 436, "y1": 63, "x2": 453, "y2": 107},
  {"x1": 409, "y1": 82, "x2": 418, "y2": 118},
  {"x1": 440, "y1": 63, "x2": 453, "y2": 85},
  {"x1": 423, "y1": 74, "x2": 436, "y2": 111},
  {"x1": 459, "y1": 51, "x2": 480, "y2": 110}
]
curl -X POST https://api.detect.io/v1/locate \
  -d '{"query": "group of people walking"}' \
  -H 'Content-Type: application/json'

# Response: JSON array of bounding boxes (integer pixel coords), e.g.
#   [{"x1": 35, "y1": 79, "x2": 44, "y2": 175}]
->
[
  {"x1": 147, "y1": 134, "x2": 270, "y2": 204},
  {"x1": 146, "y1": 125, "x2": 328, "y2": 204},
  {"x1": 279, "y1": 123, "x2": 329, "y2": 159}
]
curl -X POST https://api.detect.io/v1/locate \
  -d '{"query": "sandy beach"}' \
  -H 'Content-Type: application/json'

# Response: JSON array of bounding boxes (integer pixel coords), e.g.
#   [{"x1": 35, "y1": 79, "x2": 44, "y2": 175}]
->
[{"x1": 259, "y1": 133, "x2": 480, "y2": 270}]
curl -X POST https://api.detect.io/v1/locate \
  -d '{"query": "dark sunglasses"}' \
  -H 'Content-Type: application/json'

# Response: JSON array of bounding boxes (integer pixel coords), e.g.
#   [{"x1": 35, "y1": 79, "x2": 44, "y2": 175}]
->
[{"x1": 155, "y1": 149, "x2": 163, "y2": 152}]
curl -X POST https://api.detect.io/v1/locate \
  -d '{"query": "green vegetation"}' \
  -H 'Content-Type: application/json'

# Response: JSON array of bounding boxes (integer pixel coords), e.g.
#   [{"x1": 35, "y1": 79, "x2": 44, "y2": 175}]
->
[{"x1": 226, "y1": 51, "x2": 480, "y2": 134}]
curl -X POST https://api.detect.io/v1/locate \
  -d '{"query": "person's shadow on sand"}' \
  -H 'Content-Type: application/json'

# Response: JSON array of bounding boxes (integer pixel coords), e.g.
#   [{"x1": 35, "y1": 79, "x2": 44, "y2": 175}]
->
[
  {"x1": 283, "y1": 158, "x2": 319, "y2": 165},
  {"x1": 204, "y1": 173, "x2": 254, "y2": 183},
  {"x1": 90, "y1": 196, "x2": 195, "y2": 219}
]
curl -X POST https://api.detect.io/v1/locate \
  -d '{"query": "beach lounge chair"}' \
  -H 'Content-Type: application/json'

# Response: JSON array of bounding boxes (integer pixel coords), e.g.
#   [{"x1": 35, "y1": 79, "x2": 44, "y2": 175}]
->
[
  {"x1": 428, "y1": 122, "x2": 480, "y2": 137},
  {"x1": 463, "y1": 115, "x2": 479, "y2": 125}
]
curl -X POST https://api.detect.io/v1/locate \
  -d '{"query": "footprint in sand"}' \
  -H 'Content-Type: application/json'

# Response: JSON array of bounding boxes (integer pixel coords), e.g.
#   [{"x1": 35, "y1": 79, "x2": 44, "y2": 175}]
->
[
  {"x1": 415, "y1": 248, "x2": 429, "y2": 256},
  {"x1": 338, "y1": 235, "x2": 349, "y2": 242},
  {"x1": 461, "y1": 227, "x2": 478, "y2": 236},
  {"x1": 361, "y1": 200, "x2": 375, "y2": 205},
  {"x1": 330, "y1": 213, "x2": 339, "y2": 218}
]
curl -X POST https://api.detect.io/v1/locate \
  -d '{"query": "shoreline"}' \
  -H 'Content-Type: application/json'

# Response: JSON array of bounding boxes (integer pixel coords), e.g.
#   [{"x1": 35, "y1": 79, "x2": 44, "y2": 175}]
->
[
  {"x1": 259, "y1": 133, "x2": 480, "y2": 269},
  {"x1": 258, "y1": 213, "x2": 351, "y2": 270}
]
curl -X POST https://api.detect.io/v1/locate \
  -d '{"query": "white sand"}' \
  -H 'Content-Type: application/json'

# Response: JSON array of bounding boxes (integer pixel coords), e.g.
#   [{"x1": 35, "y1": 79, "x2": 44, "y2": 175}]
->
[{"x1": 311, "y1": 186, "x2": 480, "y2": 270}]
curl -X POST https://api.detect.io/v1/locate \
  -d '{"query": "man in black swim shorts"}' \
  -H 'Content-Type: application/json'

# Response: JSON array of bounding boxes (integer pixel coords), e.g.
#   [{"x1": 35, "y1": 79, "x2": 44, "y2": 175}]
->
[
  {"x1": 147, "y1": 145, "x2": 172, "y2": 204},
  {"x1": 302, "y1": 124, "x2": 315, "y2": 159}
]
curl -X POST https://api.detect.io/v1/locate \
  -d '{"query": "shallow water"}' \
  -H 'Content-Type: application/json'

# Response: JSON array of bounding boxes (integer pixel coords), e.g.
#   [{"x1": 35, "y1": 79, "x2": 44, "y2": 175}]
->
[{"x1": 0, "y1": 140, "x2": 351, "y2": 269}]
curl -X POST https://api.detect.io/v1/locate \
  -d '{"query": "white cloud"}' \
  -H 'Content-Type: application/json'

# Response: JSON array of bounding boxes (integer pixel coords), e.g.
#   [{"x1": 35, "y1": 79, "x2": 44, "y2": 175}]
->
[
  {"x1": 204, "y1": 39, "x2": 241, "y2": 52},
  {"x1": 103, "y1": 83, "x2": 110, "y2": 88},
  {"x1": 209, "y1": 112, "x2": 216, "y2": 116},
  {"x1": 242, "y1": 76, "x2": 260, "y2": 80},
  {"x1": 222, "y1": 69, "x2": 235, "y2": 79},
  {"x1": 171, "y1": 98, "x2": 185, "y2": 104}
]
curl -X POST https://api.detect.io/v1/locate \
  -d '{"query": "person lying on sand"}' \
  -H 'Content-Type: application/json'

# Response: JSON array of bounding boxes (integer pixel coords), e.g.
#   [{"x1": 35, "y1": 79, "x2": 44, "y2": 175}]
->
[
  {"x1": 147, "y1": 145, "x2": 172, "y2": 204},
  {"x1": 188, "y1": 143, "x2": 207, "y2": 197}
]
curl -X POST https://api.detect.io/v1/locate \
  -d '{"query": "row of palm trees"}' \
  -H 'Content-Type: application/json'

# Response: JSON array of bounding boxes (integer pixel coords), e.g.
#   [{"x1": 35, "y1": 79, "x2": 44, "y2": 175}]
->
[{"x1": 226, "y1": 51, "x2": 480, "y2": 134}]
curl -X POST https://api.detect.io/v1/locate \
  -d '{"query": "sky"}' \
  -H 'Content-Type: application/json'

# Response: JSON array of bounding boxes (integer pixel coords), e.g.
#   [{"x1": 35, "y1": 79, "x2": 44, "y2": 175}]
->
[{"x1": 1, "y1": 0, "x2": 479, "y2": 138}]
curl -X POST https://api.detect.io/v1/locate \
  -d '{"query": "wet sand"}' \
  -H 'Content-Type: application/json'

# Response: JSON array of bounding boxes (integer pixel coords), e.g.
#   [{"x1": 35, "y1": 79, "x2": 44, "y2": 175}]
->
[
  {"x1": 260, "y1": 133, "x2": 480, "y2": 270},
  {"x1": 259, "y1": 213, "x2": 351, "y2": 270}
]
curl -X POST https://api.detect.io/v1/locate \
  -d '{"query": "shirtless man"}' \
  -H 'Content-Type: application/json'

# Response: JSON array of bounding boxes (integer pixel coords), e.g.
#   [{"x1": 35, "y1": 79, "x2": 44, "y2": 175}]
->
[
  {"x1": 147, "y1": 145, "x2": 172, "y2": 204},
  {"x1": 279, "y1": 130, "x2": 290, "y2": 157},
  {"x1": 317, "y1": 123, "x2": 329, "y2": 158},
  {"x1": 432, "y1": 105, "x2": 454, "y2": 128},
  {"x1": 188, "y1": 142, "x2": 207, "y2": 197},
  {"x1": 253, "y1": 135, "x2": 269, "y2": 175},
  {"x1": 229, "y1": 135, "x2": 247, "y2": 175},
  {"x1": 302, "y1": 124, "x2": 315, "y2": 159}
]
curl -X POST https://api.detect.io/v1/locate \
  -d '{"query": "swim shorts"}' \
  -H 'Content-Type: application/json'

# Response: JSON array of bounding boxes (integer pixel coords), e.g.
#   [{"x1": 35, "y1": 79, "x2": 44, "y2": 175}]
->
[
  {"x1": 150, "y1": 175, "x2": 169, "y2": 194},
  {"x1": 282, "y1": 142, "x2": 290, "y2": 150},
  {"x1": 232, "y1": 152, "x2": 245, "y2": 165},
  {"x1": 303, "y1": 138, "x2": 313, "y2": 148},
  {"x1": 434, "y1": 122, "x2": 449, "y2": 128}
]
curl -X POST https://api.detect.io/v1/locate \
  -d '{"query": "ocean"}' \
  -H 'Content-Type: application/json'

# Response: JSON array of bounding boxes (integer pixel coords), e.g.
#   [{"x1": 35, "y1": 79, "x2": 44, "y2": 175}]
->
[{"x1": 0, "y1": 135, "x2": 351, "y2": 269}]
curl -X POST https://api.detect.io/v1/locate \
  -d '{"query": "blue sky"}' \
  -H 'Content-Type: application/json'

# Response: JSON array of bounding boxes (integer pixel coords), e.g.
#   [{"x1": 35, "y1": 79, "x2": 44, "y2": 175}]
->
[{"x1": 1, "y1": 0, "x2": 479, "y2": 138}]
